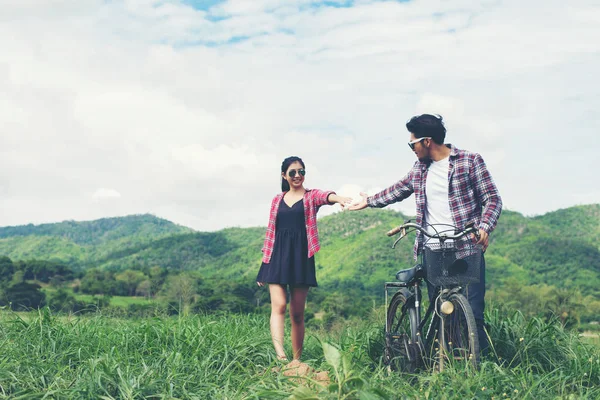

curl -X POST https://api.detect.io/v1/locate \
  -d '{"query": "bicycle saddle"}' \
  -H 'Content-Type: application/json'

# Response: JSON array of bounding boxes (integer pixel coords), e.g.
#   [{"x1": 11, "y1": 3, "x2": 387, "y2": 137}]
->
[{"x1": 395, "y1": 264, "x2": 425, "y2": 284}]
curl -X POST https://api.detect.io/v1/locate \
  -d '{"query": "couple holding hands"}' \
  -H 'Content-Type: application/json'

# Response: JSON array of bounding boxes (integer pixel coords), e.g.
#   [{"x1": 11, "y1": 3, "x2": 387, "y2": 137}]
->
[{"x1": 256, "y1": 113, "x2": 503, "y2": 362}]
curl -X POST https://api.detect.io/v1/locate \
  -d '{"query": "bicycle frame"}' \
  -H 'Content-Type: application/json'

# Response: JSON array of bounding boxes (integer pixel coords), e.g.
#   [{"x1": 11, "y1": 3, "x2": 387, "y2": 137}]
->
[
  {"x1": 384, "y1": 221, "x2": 482, "y2": 372},
  {"x1": 385, "y1": 269, "x2": 469, "y2": 369}
]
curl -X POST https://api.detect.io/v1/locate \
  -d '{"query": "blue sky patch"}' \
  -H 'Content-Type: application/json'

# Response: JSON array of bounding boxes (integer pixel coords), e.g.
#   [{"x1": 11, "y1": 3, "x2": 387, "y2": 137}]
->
[
  {"x1": 302, "y1": 0, "x2": 410, "y2": 12},
  {"x1": 182, "y1": 0, "x2": 224, "y2": 11},
  {"x1": 322, "y1": 0, "x2": 354, "y2": 8}
]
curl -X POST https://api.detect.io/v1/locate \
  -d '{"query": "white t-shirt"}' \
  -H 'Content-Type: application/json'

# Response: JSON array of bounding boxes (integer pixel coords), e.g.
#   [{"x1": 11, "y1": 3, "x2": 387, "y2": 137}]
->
[{"x1": 425, "y1": 156, "x2": 453, "y2": 238}]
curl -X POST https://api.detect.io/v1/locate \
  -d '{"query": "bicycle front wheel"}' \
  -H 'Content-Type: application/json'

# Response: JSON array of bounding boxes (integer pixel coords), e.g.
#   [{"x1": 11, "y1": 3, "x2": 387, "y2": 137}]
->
[
  {"x1": 437, "y1": 292, "x2": 479, "y2": 370},
  {"x1": 385, "y1": 289, "x2": 421, "y2": 372}
]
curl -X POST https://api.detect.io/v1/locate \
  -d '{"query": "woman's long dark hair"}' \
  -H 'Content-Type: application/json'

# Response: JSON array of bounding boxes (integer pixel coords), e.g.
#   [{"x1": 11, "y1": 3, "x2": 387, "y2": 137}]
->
[{"x1": 281, "y1": 156, "x2": 305, "y2": 192}]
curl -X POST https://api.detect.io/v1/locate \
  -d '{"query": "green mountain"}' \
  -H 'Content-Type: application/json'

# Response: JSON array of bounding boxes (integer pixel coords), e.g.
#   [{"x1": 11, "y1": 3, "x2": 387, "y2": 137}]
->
[
  {"x1": 0, "y1": 214, "x2": 193, "y2": 266},
  {"x1": 488, "y1": 205, "x2": 600, "y2": 296},
  {"x1": 0, "y1": 206, "x2": 599, "y2": 298}
]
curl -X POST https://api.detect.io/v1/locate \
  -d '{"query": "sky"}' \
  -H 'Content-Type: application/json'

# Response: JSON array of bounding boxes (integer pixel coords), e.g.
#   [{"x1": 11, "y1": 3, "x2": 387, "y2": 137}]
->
[{"x1": 1, "y1": 0, "x2": 599, "y2": 231}]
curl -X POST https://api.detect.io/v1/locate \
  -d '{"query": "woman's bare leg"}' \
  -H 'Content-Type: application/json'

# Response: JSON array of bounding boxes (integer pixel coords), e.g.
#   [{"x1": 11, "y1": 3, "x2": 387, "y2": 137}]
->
[
  {"x1": 269, "y1": 284, "x2": 288, "y2": 360},
  {"x1": 289, "y1": 286, "x2": 310, "y2": 361}
]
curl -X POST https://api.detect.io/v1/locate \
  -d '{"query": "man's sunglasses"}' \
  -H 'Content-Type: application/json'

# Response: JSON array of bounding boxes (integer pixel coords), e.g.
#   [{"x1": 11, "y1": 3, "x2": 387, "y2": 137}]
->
[
  {"x1": 288, "y1": 169, "x2": 306, "y2": 178},
  {"x1": 407, "y1": 137, "x2": 431, "y2": 150}
]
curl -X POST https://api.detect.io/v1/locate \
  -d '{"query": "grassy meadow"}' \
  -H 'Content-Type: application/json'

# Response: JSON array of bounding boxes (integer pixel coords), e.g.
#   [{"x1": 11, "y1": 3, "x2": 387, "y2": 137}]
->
[{"x1": 1, "y1": 307, "x2": 599, "y2": 399}]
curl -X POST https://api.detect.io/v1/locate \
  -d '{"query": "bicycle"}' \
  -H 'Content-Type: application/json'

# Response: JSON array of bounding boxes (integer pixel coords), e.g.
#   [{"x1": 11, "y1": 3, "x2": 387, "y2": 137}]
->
[{"x1": 383, "y1": 221, "x2": 483, "y2": 372}]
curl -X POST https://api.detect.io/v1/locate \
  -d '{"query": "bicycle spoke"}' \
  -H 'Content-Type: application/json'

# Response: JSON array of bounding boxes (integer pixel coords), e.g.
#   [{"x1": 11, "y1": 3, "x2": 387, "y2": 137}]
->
[
  {"x1": 438, "y1": 293, "x2": 479, "y2": 369},
  {"x1": 385, "y1": 290, "x2": 421, "y2": 372}
]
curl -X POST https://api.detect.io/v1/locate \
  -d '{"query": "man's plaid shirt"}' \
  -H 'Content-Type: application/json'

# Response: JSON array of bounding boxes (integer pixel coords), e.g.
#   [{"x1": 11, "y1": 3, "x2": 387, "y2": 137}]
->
[
  {"x1": 367, "y1": 144, "x2": 502, "y2": 259},
  {"x1": 261, "y1": 189, "x2": 334, "y2": 264}
]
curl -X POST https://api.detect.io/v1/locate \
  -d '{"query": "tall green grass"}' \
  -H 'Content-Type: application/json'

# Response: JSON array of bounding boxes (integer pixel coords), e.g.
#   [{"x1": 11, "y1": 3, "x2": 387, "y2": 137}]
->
[{"x1": 0, "y1": 308, "x2": 598, "y2": 399}]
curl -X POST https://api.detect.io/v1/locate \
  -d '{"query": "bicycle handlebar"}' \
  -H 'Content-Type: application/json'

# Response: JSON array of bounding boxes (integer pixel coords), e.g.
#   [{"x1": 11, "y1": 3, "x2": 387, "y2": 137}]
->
[
  {"x1": 386, "y1": 226, "x2": 403, "y2": 237},
  {"x1": 386, "y1": 221, "x2": 479, "y2": 241}
]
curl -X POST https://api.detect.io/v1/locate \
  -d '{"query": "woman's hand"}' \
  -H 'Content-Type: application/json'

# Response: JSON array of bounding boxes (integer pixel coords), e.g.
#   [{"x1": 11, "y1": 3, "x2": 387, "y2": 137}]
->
[
  {"x1": 328, "y1": 194, "x2": 353, "y2": 209},
  {"x1": 257, "y1": 281, "x2": 265, "y2": 287},
  {"x1": 336, "y1": 195, "x2": 353, "y2": 209}
]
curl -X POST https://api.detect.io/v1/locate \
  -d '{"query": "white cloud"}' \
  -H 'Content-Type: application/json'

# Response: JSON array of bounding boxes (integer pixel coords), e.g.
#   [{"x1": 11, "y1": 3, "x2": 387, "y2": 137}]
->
[
  {"x1": 0, "y1": 0, "x2": 599, "y2": 231},
  {"x1": 415, "y1": 94, "x2": 465, "y2": 122},
  {"x1": 92, "y1": 188, "x2": 122, "y2": 200},
  {"x1": 170, "y1": 144, "x2": 261, "y2": 177}
]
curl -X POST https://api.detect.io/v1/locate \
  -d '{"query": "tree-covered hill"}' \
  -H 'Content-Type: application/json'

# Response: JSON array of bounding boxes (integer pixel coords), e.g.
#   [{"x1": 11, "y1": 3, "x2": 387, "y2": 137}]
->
[
  {"x1": 488, "y1": 207, "x2": 600, "y2": 296},
  {"x1": 0, "y1": 205, "x2": 599, "y2": 298},
  {"x1": 0, "y1": 214, "x2": 192, "y2": 245},
  {"x1": 93, "y1": 228, "x2": 264, "y2": 275},
  {"x1": 533, "y1": 204, "x2": 600, "y2": 244},
  {"x1": 0, "y1": 214, "x2": 194, "y2": 267}
]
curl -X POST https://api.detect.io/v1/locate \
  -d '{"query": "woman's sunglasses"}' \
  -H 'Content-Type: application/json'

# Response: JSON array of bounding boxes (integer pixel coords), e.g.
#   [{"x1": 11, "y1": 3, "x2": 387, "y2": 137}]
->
[{"x1": 288, "y1": 169, "x2": 306, "y2": 178}]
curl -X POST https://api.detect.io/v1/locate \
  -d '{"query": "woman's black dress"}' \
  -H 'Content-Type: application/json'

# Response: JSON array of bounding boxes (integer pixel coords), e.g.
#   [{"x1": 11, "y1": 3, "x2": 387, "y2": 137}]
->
[{"x1": 256, "y1": 198, "x2": 317, "y2": 287}]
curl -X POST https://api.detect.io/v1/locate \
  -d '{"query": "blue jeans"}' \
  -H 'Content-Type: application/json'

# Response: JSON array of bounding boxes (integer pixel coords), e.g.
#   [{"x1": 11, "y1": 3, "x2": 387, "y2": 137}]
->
[{"x1": 427, "y1": 254, "x2": 488, "y2": 353}]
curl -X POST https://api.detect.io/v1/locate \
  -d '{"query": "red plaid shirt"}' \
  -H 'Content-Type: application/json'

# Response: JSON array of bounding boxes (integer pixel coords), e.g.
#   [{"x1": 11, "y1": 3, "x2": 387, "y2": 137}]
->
[
  {"x1": 261, "y1": 189, "x2": 334, "y2": 264},
  {"x1": 367, "y1": 145, "x2": 502, "y2": 259}
]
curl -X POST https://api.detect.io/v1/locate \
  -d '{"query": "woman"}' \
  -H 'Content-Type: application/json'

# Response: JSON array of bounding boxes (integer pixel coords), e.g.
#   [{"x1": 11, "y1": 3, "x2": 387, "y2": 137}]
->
[{"x1": 257, "y1": 156, "x2": 351, "y2": 361}]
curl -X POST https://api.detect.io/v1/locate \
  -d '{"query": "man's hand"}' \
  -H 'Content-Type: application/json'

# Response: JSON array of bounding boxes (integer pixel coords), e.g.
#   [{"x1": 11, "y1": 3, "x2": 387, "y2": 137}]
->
[
  {"x1": 348, "y1": 192, "x2": 369, "y2": 211},
  {"x1": 472, "y1": 229, "x2": 489, "y2": 251}
]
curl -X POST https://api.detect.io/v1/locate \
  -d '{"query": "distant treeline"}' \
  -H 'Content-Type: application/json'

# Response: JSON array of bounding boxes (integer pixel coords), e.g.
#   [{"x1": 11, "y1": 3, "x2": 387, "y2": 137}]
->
[
  {"x1": 1, "y1": 205, "x2": 600, "y2": 330},
  {"x1": 0, "y1": 256, "x2": 375, "y2": 329},
  {"x1": 1, "y1": 254, "x2": 599, "y2": 332}
]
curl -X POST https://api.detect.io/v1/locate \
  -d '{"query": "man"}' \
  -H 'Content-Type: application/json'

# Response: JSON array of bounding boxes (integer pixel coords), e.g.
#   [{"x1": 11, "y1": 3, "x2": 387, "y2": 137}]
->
[{"x1": 349, "y1": 114, "x2": 502, "y2": 352}]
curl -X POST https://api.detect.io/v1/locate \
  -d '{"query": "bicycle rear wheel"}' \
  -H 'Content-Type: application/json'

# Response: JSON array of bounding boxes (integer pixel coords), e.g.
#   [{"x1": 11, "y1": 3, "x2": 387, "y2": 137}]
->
[
  {"x1": 437, "y1": 292, "x2": 479, "y2": 370},
  {"x1": 384, "y1": 289, "x2": 421, "y2": 372}
]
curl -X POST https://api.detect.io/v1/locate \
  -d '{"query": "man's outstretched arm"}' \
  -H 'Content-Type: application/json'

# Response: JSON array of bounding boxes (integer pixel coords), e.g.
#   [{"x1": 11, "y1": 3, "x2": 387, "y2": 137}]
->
[{"x1": 348, "y1": 169, "x2": 415, "y2": 211}]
